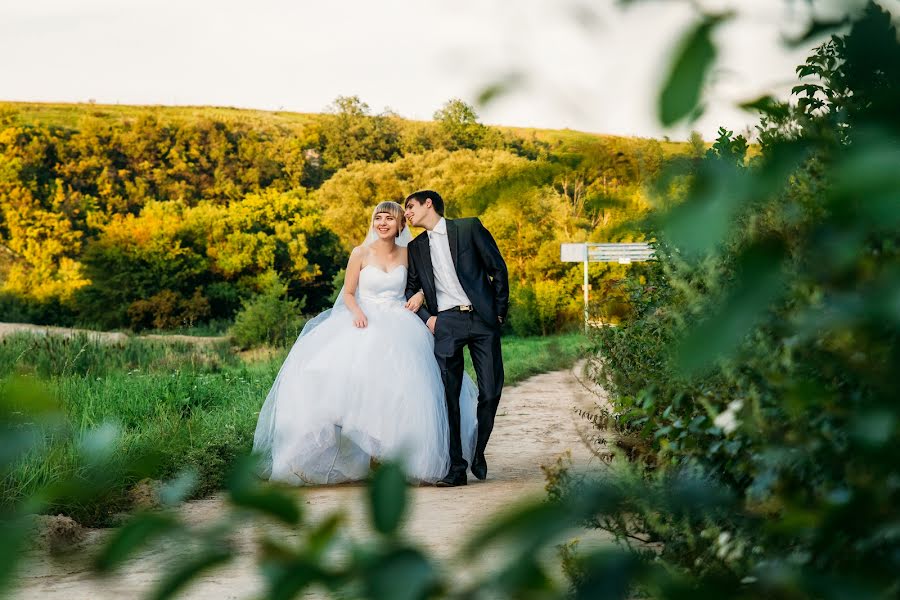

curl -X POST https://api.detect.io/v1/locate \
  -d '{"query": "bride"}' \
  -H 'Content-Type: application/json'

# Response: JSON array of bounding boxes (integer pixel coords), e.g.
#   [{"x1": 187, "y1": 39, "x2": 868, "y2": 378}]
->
[{"x1": 252, "y1": 201, "x2": 477, "y2": 484}]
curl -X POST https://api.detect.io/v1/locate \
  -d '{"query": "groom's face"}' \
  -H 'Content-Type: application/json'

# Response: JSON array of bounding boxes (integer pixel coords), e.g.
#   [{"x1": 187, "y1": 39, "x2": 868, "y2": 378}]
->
[{"x1": 404, "y1": 199, "x2": 427, "y2": 227}]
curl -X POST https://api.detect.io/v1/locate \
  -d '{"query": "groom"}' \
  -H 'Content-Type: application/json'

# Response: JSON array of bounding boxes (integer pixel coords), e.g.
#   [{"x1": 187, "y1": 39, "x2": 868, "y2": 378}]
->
[{"x1": 404, "y1": 190, "x2": 509, "y2": 487}]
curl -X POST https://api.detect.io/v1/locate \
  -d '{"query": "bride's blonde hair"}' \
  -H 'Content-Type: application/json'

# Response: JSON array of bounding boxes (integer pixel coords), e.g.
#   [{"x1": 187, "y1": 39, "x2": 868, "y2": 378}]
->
[{"x1": 371, "y1": 201, "x2": 406, "y2": 237}]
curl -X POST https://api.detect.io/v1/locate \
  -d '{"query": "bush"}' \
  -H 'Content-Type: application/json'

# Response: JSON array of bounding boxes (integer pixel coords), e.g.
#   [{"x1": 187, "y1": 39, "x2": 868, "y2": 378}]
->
[
  {"x1": 507, "y1": 282, "x2": 541, "y2": 336},
  {"x1": 567, "y1": 7, "x2": 900, "y2": 595},
  {"x1": 229, "y1": 272, "x2": 305, "y2": 348},
  {"x1": 507, "y1": 279, "x2": 580, "y2": 337},
  {"x1": 0, "y1": 292, "x2": 79, "y2": 326},
  {"x1": 126, "y1": 288, "x2": 211, "y2": 331}
]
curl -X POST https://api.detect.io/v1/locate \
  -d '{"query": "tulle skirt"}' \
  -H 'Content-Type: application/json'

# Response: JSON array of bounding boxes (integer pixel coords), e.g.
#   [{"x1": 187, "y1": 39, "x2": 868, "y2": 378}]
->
[{"x1": 252, "y1": 297, "x2": 477, "y2": 485}]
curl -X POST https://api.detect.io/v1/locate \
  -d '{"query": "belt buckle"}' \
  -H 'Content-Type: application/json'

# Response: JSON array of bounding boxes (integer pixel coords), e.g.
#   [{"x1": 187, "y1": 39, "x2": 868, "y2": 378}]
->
[{"x1": 459, "y1": 305, "x2": 473, "y2": 312}]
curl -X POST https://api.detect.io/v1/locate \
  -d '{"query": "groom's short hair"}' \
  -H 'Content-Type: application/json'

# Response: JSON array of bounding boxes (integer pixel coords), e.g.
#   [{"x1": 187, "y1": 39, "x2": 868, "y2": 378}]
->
[{"x1": 405, "y1": 190, "x2": 445, "y2": 216}]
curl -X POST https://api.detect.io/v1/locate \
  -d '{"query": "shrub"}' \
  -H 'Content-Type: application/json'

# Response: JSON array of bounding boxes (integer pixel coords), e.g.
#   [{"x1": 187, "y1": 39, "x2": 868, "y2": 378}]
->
[
  {"x1": 229, "y1": 272, "x2": 305, "y2": 348},
  {"x1": 507, "y1": 282, "x2": 541, "y2": 336},
  {"x1": 567, "y1": 8, "x2": 900, "y2": 595},
  {"x1": 126, "y1": 288, "x2": 211, "y2": 331},
  {"x1": 507, "y1": 279, "x2": 581, "y2": 337},
  {"x1": 0, "y1": 292, "x2": 79, "y2": 326}
]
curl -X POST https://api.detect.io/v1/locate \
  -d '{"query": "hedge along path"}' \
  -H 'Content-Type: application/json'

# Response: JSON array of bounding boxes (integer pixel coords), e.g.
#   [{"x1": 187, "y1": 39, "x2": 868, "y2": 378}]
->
[{"x1": 16, "y1": 361, "x2": 613, "y2": 599}]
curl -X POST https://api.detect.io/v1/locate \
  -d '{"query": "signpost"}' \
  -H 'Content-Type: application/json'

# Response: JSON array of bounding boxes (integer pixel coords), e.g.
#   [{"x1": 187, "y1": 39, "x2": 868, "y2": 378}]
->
[{"x1": 560, "y1": 243, "x2": 655, "y2": 331}]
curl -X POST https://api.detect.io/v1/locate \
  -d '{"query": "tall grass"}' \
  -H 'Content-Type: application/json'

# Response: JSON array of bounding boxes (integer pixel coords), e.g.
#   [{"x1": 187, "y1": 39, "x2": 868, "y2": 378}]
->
[
  {"x1": 1, "y1": 332, "x2": 584, "y2": 526},
  {"x1": 0, "y1": 332, "x2": 236, "y2": 378},
  {"x1": 1, "y1": 360, "x2": 277, "y2": 526}
]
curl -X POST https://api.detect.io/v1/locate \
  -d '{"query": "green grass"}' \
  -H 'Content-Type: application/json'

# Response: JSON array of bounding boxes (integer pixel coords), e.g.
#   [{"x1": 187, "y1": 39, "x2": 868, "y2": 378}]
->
[
  {"x1": 0, "y1": 332, "x2": 237, "y2": 378},
  {"x1": 2, "y1": 332, "x2": 585, "y2": 526},
  {"x1": 465, "y1": 333, "x2": 586, "y2": 386},
  {"x1": 498, "y1": 125, "x2": 691, "y2": 156},
  {"x1": 140, "y1": 318, "x2": 233, "y2": 338},
  {"x1": 0, "y1": 100, "x2": 320, "y2": 132},
  {"x1": 1, "y1": 359, "x2": 277, "y2": 526}
]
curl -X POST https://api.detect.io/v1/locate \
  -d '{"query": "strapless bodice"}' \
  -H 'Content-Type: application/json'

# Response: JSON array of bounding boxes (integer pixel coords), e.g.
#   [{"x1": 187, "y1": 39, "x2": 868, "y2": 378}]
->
[{"x1": 357, "y1": 264, "x2": 407, "y2": 304}]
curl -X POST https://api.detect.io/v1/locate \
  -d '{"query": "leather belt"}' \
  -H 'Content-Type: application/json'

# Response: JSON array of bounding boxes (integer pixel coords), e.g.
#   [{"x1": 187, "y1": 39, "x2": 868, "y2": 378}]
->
[{"x1": 440, "y1": 305, "x2": 474, "y2": 313}]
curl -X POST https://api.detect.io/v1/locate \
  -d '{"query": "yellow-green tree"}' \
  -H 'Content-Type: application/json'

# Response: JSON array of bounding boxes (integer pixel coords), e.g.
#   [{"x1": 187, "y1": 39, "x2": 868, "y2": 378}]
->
[
  {"x1": 0, "y1": 185, "x2": 89, "y2": 305},
  {"x1": 317, "y1": 148, "x2": 550, "y2": 250}
]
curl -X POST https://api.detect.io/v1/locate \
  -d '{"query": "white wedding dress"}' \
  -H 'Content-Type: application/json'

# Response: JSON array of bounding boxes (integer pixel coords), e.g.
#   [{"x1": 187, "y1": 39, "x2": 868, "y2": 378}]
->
[{"x1": 252, "y1": 263, "x2": 478, "y2": 485}]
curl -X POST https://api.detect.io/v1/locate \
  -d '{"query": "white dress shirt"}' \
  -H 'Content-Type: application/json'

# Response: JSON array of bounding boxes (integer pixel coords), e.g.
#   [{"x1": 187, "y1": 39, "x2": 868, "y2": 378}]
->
[{"x1": 428, "y1": 218, "x2": 473, "y2": 312}]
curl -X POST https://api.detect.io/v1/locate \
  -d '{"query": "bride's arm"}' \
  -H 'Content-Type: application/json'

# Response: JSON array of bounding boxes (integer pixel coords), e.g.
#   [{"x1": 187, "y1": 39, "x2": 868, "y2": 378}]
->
[
  {"x1": 404, "y1": 290, "x2": 425, "y2": 312},
  {"x1": 343, "y1": 247, "x2": 368, "y2": 328}
]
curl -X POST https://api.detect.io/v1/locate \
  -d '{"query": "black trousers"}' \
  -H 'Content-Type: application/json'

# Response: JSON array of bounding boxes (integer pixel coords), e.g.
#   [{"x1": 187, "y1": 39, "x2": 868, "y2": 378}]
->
[{"x1": 433, "y1": 310, "x2": 504, "y2": 475}]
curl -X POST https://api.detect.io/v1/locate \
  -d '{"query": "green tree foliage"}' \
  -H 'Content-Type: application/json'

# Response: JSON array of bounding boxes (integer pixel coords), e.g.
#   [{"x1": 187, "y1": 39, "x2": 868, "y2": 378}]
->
[
  {"x1": 687, "y1": 130, "x2": 705, "y2": 159},
  {"x1": 317, "y1": 148, "x2": 552, "y2": 249},
  {"x1": 705, "y1": 126, "x2": 748, "y2": 163},
  {"x1": 0, "y1": 185, "x2": 89, "y2": 302},
  {"x1": 433, "y1": 99, "x2": 495, "y2": 150},
  {"x1": 319, "y1": 96, "x2": 402, "y2": 173},
  {"x1": 315, "y1": 143, "x2": 663, "y2": 331},
  {"x1": 0, "y1": 109, "x2": 327, "y2": 327},
  {"x1": 569, "y1": 4, "x2": 900, "y2": 596},
  {"x1": 74, "y1": 190, "x2": 340, "y2": 330},
  {"x1": 229, "y1": 271, "x2": 306, "y2": 348},
  {"x1": 0, "y1": 97, "x2": 683, "y2": 333}
]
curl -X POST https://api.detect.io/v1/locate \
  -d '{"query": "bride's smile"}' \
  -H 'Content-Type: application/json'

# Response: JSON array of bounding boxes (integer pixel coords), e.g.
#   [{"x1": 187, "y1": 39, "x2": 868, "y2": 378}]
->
[{"x1": 373, "y1": 212, "x2": 400, "y2": 239}]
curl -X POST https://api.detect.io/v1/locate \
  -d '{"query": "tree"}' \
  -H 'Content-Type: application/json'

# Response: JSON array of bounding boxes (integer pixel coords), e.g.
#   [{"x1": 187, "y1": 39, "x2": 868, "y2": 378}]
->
[
  {"x1": 75, "y1": 200, "x2": 208, "y2": 328},
  {"x1": 433, "y1": 99, "x2": 489, "y2": 150},
  {"x1": 688, "y1": 130, "x2": 705, "y2": 159},
  {"x1": 0, "y1": 186, "x2": 89, "y2": 304},
  {"x1": 194, "y1": 188, "x2": 344, "y2": 312},
  {"x1": 316, "y1": 148, "x2": 550, "y2": 251},
  {"x1": 319, "y1": 96, "x2": 401, "y2": 173}
]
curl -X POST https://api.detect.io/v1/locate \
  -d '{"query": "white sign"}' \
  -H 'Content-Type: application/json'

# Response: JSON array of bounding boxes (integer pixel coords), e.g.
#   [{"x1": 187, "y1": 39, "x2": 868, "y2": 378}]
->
[
  {"x1": 560, "y1": 242, "x2": 655, "y2": 332},
  {"x1": 562, "y1": 243, "x2": 654, "y2": 263},
  {"x1": 560, "y1": 243, "x2": 587, "y2": 262}
]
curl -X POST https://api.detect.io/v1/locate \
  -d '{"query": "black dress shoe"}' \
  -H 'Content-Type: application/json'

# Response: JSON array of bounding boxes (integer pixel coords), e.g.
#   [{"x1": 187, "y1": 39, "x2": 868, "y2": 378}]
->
[
  {"x1": 435, "y1": 472, "x2": 467, "y2": 487},
  {"x1": 471, "y1": 455, "x2": 487, "y2": 480}
]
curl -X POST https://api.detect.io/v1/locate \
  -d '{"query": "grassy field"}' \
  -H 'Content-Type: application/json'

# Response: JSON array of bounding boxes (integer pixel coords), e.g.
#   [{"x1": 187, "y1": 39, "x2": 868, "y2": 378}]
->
[
  {"x1": 0, "y1": 100, "x2": 321, "y2": 132},
  {"x1": 0, "y1": 100, "x2": 690, "y2": 155},
  {"x1": 1, "y1": 331, "x2": 585, "y2": 526}
]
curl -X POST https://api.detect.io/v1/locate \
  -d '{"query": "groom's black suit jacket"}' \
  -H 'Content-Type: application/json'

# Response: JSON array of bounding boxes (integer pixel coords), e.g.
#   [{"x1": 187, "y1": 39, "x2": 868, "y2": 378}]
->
[{"x1": 405, "y1": 217, "x2": 509, "y2": 326}]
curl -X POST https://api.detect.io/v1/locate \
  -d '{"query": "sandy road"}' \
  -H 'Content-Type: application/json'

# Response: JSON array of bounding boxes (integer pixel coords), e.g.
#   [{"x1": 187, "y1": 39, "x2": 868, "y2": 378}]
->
[{"x1": 14, "y1": 362, "x2": 611, "y2": 599}]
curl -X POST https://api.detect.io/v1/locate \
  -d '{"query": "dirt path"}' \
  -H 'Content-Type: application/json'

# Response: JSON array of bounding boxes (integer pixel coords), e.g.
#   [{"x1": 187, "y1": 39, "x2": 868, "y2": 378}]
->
[
  {"x1": 0, "y1": 322, "x2": 226, "y2": 345},
  {"x1": 14, "y1": 363, "x2": 611, "y2": 599}
]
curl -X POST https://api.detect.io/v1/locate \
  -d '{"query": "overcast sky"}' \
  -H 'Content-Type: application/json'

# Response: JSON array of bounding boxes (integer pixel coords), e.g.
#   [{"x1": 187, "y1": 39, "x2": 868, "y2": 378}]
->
[{"x1": 2, "y1": 0, "x2": 897, "y2": 140}]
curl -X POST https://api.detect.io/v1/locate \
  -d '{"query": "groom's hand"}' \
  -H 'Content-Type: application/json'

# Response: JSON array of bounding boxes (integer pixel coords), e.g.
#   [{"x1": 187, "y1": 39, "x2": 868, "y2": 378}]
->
[{"x1": 427, "y1": 316, "x2": 437, "y2": 334}]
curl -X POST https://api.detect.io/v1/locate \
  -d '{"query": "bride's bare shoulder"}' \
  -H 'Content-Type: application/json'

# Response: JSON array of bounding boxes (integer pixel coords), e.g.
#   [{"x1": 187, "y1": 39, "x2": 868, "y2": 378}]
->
[{"x1": 348, "y1": 246, "x2": 369, "y2": 265}]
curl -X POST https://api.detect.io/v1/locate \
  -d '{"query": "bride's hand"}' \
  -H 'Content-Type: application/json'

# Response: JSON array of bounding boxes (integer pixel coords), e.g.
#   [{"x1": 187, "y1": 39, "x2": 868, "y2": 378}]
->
[
  {"x1": 352, "y1": 311, "x2": 368, "y2": 328},
  {"x1": 404, "y1": 291, "x2": 425, "y2": 312}
]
